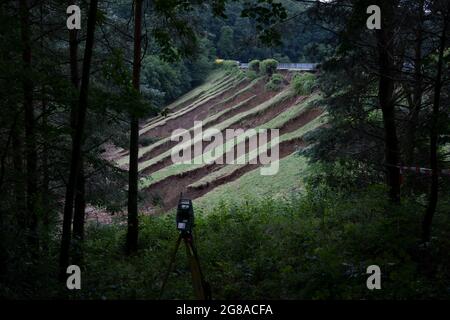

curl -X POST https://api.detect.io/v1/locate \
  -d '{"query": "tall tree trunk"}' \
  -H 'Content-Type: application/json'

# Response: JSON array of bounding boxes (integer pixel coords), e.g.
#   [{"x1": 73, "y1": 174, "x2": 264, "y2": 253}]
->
[
  {"x1": 126, "y1": 0, "x2": 143, "y2": 254},
  {"x1": 40, "y1": 1, "x2": 50, "y2": 253},
  {"x1": 12, "y1": 117, "x2": 25, "y2": 227},
  {"x1": 20, "y1": 0, "x2": 38, "y2": 246},
  {"x1": 0, "y1": 119, "x2": 16, "y2": 193},
  {"x1": 68, "y1": 0, "x2": 86, "y2": 265},
  {"x1": 72, "y1": 161, "x2": 85, "y2": 264},
  {"x1": 59, "y1": 0, "x2": 98, "y2": 280},
  {"x1": 376, "y1": 1, "x2": 401, "y2": 203},
  {"x1": 42, "y1": 98, "x2": 50, "y2": 252},
  {"x1": 422, "y1": 10, "x2": 448, "y2": 242},
  {"x1": 405, "y1": 0, "x2": 424, "y2": 165}
]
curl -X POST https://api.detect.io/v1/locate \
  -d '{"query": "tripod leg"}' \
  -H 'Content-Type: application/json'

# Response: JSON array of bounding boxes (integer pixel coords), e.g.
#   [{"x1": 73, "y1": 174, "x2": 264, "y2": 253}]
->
[
  {"x1": 159, "y1": 233, "x2": 182, "y2": 299},
  {"x1": 189, "y1": 239, "x2": 212, "y2": 300},
  {"x1": 184, "y1": 237, "x2": 210, "y2": 300}
]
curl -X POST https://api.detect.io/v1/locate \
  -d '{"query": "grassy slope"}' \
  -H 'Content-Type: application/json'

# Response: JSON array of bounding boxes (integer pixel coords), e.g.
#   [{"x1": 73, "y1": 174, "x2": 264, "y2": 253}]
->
[
  {"x1": 136, "y1": 78, "x2": 261, "y2": 160},
  {"x1": 193, "y1": 153, "x2": 309, "y2": 210},
  {"x1": 133, "y1": 69, "x2": 326, "y2": 210},
  {"x1": 188, "y1": 114, "x2": 325, "y2": 190},
  {"x1": 139, "y1": 73, "x2": 239, "y2": 135},
  {"x1": 115, "y1": 73, "x2": 240, "y2": 167},
  {"x1": 138, "y1": 88, "x2": 295, "y2": 171},
  {"x1": 139, "y1": 93, "x2": 323, "y2": 189}
]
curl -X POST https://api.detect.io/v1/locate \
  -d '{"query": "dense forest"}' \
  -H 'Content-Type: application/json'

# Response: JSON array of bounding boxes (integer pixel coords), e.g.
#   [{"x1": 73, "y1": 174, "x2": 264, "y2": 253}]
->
[{"x1": 0, "y1": 0, "x2": 449, "y2": 300}]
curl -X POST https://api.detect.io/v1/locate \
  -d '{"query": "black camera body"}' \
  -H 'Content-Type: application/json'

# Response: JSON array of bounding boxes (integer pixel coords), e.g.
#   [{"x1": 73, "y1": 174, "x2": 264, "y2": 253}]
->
[{"x1": 176, "y1": 198, "x2": 194, "y2": 234}]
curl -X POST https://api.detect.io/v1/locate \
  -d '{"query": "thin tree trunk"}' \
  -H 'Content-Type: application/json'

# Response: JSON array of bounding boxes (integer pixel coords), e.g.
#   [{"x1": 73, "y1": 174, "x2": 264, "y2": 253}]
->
[
  {"x1": 0, "y1": 115, "x2": 17, "y2": 194},
  {"x1": 126, "y1": 0, "x2": 143, "y2": 254},
  {"x1": 20, "y1": 0, "x2": 38, "y2": 245},
  {"x1": 405, "y1": 1, "x2": 424, "y2": 165},
  {"x1": 422, "y1": 11, "x2": 448, "y2": 242},
  {"x1": 376, "y1": 1, "x2": 401, "y2": 203},
  {"x1": 12, "y1": 117, "x2": 25, "y2": 227},
  {"x1": 59, "y1": 0, "x2": 98, "y2": 280},
  {"x1": 42, "y1": 98, "x2": 50, "y2": 252},
  {"x1": 68, "y1": 0, "x2": 86, "y2": 264},
  {"x1": 72, "y1": 161, "x2": 85, "y2": 265},
  {"x1": 40, "y1": 1, "x2": 50, "y2": 253}
]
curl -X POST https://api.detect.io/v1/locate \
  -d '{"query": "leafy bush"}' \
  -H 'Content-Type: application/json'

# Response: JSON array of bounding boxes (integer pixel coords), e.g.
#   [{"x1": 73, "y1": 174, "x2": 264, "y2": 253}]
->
[
  {"x1": 260, "y1": 58, "x2": 278, "y2": 76},
  {"x1": 292, "y1": 72, "x2": 316, "y2": 95},
  {"x1": 5, "y1": 182, "x2": 450, "y2": 299},
  {"x1": 219, "y1": 60, "x2": 243, "y2": 77},
  {"x1": 245, "y1": 70, "x2": 258, "y2": 80},
  {"x1": 265, "y1": 73, "x2": 284, "y2": 91},
  {"x1": 221, "y1": 60, "x2": 238, "y2": 71},
  {"x1": 248, "y1": 59, "x2": 261, "y2": 73},
  {"x1": 66, "y1": 184, "x2": 450, "y2": 300}
]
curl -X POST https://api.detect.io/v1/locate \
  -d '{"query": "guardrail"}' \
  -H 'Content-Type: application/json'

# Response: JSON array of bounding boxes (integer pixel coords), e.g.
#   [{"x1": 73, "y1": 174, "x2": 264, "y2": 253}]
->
[{"x1": 238, "y1": 62, "x2": 318, "y2": 71}]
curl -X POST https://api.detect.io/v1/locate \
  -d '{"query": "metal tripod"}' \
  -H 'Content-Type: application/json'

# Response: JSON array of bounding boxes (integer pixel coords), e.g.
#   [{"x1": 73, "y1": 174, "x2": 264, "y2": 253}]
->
[{"x1": 159, "y1": 231, "x2": 211, "y2": 300}]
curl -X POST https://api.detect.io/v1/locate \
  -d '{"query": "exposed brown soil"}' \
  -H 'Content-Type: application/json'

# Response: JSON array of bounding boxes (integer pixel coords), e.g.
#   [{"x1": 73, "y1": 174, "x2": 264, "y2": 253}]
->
[
  {"x1": 186, "y1": 138, "x2": 305, "y2": 199},
  {"x1": 139, "y1": 91, "x2": 300, "y2": 176},
  {"x1": 106, "y1": 77, "x2": 243, "y2": 163},
  {"x1": 140, "y1": 75, "x2": 234, "y2": 128},
  {"x1": 103, "y1": 71, "x2": 323, "y2": 215},
  {"x1": 137, "y1": 81, "x2": 282, "y2": 164},
  {"x1": 141, "y1": 104, "x2": 323, "y2": 209},
  {"x1": 142, "y1": 136, "x2": 305, "y2": 210},
  {"x1": 140, "y1": 78, "x2": 252, "y2": 139},
  {"x1": 111, "y1": 75, "x2": 292, "y2": 165},
  {"x1": 280, "y1": 107, "x2": 323, "y2": 135}
]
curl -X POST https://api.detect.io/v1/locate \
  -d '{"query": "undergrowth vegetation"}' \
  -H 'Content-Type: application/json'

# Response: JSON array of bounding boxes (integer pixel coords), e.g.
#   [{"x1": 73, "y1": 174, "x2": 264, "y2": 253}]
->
[
  {"x1": 6, "y1": 161, "x2": 449, "y2": 299},
  {"x1": 86, "y1": 174, "x2": 450, "y2": 300},
  {"x1": 260, "y1": 59, "x2": 278, "y2": 76},
  {"x1": 292, "y1": 72, "x2": 316, "y2": 95},
  {"x1": 266, "y1": 73, "x2": 284, "y2": 91}
]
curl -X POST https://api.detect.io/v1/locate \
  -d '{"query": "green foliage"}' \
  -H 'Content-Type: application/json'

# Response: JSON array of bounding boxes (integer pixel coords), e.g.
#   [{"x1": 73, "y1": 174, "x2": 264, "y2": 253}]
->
[
  {"x1": 273, "y1": 53, "x2": 291, "y2": 63},
  {"x1": 248, "y1": 59, "x2": 261, "y2": 73},
  {"x1": 220, "y1": 60, "x2": 243, "y2": 78},
  {"x1": 292, "y1": 72, "x2": 316, "y2": 96},
  {"x1": 142, "y1": 55, "x2": 190, "y2": 106},
  {"x1": 265, "y1": 73, "x2": 284, "y2": 91},
  {"x1": 141, "y1": 37, "x2": 215, "y2": 107},
  {"x1": 299, "y1": 43, "x2": 333, "y2": 63},
  {"x1": 221, "y1": 60, "x2": 238, "y2": 70},
  {"x1": 245, "y1": 70, "x2": 259, "y2": 80},
  {"x1": 32, "y1": 183, "x2": 449, "y2": 300},
  {"x1": 260, "y1": 58, "x2": 278, "y2": 76},
  {"x1": 217, "y1": 26, "x2": 234, "y2": 59}
]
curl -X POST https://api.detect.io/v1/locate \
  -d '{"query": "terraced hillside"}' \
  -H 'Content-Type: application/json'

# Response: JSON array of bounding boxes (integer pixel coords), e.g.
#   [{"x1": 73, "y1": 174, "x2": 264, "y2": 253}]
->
[{"x1": 108, "y1": 68, "x2": 325, "y2": 212}]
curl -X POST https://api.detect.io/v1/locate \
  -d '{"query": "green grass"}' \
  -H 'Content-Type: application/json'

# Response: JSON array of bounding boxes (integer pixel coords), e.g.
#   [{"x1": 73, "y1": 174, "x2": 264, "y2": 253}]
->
[
  {"x1": 139, "y1": 74, "x2": 241, "y2": 136},
  {"x1": 34, "y1": 182, "x2": 450, "y2": 300},
  {"x1": 138, "y1": 88, "x2": 295, "y2": 171},
  {"x1": 139, "y1": 71, "x2": 231, "y2": 129},
  {"x1": 292, "y1": 72, "x2": 317, "y2": 96},
  {"x1": 116, "y1": 75, "x2": 244, "y2": 167},
  {"x1": 164, "y1": 70, "x2": 229, "y2": 111},
  {"x1": 188, "y1": 115, "x2": 326, "y2": 191},
  {"x1": 138, "y1": 96, "x2": 325, "y2": 189},
  {"x1": 193, "y1": 152, "x2": 308, "y2": 209},
  {"x1": 136, "y1": 78, "x2": 262, "y2": 161}
]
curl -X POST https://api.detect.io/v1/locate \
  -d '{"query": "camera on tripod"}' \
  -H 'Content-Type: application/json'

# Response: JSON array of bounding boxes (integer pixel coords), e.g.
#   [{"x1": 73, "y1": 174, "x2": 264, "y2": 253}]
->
[
  {"x1": 176, "y1": 197, "x2": 194, "y2": 234},
  {"x1": 161, "y1": 194, "x2": 210, "y2": 300}
]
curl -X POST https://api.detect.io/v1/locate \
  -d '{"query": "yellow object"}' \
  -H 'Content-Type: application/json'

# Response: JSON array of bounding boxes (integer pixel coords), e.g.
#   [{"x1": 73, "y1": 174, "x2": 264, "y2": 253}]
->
[{"x1": 215, "y1": 59, "x2": 224, "y2": 64}]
